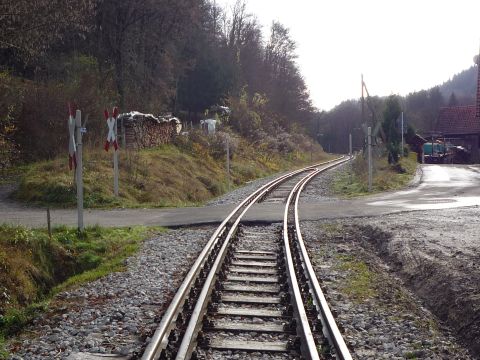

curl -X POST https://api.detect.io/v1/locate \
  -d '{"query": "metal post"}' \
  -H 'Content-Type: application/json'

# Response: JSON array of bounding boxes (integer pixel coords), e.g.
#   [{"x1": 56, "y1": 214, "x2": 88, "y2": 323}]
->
[
  {"x1": 368, "y1": 126, "x2": 372, "y2": 192},
  {"x1": 361, "y1": 74, "x2": 365, "y2": 126},
  {"x1": 75, "y1": 110, "x2": 84, "y2": 231},
  {"x1": 114, "y1": 118, "x2": 119, "y2": 197},
  {"x1": 349, "y1": 133, "x2": 352, "y2": 156},
  {"x1": 226, "y1": 136, "x2": 230, "y2": 191},
  {"x1": 401, "y1": 112, "x2": 404, "y2": 157}
]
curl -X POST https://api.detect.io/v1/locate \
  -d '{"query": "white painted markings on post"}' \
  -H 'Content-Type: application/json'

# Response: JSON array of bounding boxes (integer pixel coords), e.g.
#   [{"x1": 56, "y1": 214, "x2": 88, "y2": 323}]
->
[
  {"x1": 68, "y1": 104, "x2": 77, "y2": 170},
  {"x1": 104, "y1": 107, "x2": 119, "y2": 152},
  {"x1": 104, "y1": 107, "x2": 120, "y2": 196}
]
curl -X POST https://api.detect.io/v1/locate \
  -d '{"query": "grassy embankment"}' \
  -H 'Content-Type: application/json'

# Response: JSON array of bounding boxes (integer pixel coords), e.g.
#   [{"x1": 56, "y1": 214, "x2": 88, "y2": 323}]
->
[
  {"x1": 333, "y1": 152, "x2": 418, "y2": 197},
  {"x1": 12, "y1": 138, "x2": 334, "y2": 209},
  {"x1": 0, "y1": 224, "x2": 163, "y2": 358}
]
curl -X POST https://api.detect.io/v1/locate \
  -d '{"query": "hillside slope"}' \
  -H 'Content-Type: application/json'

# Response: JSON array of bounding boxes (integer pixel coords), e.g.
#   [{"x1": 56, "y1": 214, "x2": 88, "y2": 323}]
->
[
  {"x1": 439, "y1": 65, "x2": 476, "y2": 103},
  {"x1": 12, "y1": 134, "x2": 332, "y2": 209}
]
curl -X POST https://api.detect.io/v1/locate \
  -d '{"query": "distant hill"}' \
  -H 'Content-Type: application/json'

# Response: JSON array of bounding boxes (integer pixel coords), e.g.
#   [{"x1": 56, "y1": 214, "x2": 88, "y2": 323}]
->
[{"x1": 439, "y1": 66, "x2": 476, "y2": 105}]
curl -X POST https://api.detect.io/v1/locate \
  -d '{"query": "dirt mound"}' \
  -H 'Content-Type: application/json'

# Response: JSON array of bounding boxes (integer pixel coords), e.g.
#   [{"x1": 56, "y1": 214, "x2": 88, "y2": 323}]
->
[{"x1": 347, "y1": 221, "x2": 480, "y2": 357}]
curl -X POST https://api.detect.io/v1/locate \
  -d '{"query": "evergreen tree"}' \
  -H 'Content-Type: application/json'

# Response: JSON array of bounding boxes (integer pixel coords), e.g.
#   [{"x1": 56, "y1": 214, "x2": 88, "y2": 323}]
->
[
  {"x1": 448, "y1": 92, "x2": 458, "y2": 106},
  {"x1": 382, "y1": 95, "x2": 402, "y2": 164}
]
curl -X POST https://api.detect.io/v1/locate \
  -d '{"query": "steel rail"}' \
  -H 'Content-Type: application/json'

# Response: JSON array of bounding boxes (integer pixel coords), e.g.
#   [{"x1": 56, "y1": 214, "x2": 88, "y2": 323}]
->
[
  {"x1": 175, "y1": 169, "x2": 289, "y2": 358},
  {"x1": 177, "y1": 157, "x2": 348, "y2": 359},
  {"x1": 142, "y1": 157, "x2": 343, "y2": 360},
  {"x1": 283, "y1": 173, "x2": 320, "y2": 360},
  {"x1": 293, "y1": 159, "x2": 353, "y2": 360}
]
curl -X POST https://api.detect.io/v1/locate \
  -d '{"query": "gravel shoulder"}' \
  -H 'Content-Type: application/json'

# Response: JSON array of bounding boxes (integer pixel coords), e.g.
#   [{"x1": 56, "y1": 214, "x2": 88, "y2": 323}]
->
[
  {"x1": 302, "y1": 220, "x2": 474, "y2": 359},
  {"x1": 356, "y1": 209, "x2": 480, "y2": 356},
  {"x1": 8, "y1": 227, "x2": 213, "y2": 359}
]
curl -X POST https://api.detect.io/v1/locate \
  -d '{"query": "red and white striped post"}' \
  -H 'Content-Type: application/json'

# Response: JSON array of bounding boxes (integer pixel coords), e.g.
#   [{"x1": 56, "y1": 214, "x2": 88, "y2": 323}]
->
[
  {"x1": 104, "y1": 107, "x2": 119, "y2": 196},
  {"x1": 68, "y1": 104, "x2": 77, "y2": 171}
]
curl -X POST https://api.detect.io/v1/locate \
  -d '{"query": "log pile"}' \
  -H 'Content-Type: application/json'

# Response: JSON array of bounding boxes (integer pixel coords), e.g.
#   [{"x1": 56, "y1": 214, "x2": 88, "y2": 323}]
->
[{"x1": 117, "y1": 112, "x2": 182, "y2": 149}]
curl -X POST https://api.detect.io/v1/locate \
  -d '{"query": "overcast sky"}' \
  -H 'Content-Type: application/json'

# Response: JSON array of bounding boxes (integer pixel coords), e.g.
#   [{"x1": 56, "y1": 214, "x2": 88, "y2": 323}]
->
[{"x1": 218, "y1": 0, "x2": 480, "y2": 111}]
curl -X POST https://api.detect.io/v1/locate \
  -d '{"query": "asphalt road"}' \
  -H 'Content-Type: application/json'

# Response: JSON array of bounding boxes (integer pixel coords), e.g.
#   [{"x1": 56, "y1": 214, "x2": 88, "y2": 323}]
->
[{"x1": 2, "y1": 164, "x2": 480, "y2": 228}]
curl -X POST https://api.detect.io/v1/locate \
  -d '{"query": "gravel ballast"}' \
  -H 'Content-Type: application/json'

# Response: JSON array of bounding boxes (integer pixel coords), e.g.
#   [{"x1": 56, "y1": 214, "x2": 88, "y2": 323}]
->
[
  {"x1": 302, "y1": 220, "x2": 473, "y2": 359},
  {"x1": 207, "y1": 157, "x2": 345, "y2": 207},
  {"x1": 9, "y1": 227, "x2": 213, "y2": 359}
]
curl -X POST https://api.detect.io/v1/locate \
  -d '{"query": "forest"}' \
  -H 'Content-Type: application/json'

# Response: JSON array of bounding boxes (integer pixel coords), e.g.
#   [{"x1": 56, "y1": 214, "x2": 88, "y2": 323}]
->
[
  {"x1": 319, "y1": 66, "x2": 478, "y2": 154},
  {"x1": 1, "y1": 0, "x2": 477, "y2": 166},
  {"x1": 0, "y1": 0, "x2": 315, "y2": 167}
]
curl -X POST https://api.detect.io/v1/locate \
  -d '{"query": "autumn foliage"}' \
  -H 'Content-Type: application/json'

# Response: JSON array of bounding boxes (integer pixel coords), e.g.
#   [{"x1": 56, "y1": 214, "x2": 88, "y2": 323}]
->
[{"x1": 0, "y1": 0, "x2": 318, "y2": 166}]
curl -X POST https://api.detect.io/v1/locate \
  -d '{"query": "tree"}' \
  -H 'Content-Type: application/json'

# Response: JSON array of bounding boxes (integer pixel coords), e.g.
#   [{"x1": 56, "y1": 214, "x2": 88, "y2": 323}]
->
[
  {"x1": 448, "y1": 92, "x2": 458, "y2": 106},
  {"x1": 318, "y1": 100, "x2": 362, "y2": 154},
  {"x1": 0, "y1": 0, "x2": 95, "y2": 67},
  {"x1": 263, "y1": 22, "x2": 311, "y2": 128},
  {"x1": 382, "y1": 95, "x2": 402, "y2": 164},
  {"x1": 94, "y1": 0, "x2": 205, "y2": 110}
]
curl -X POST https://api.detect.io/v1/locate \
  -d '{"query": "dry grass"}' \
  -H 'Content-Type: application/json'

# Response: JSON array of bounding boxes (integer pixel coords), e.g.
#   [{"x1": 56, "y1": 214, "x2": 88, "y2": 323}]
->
[
  {"x1": 0, "y1": 224, "x2": 162, "y2": 357},
  {"x1": 333, "y1": 152, "x2": 418, "y2": 197},
  {"x1": 13, "y1": 140, "x2": 334, "y2": 209}
]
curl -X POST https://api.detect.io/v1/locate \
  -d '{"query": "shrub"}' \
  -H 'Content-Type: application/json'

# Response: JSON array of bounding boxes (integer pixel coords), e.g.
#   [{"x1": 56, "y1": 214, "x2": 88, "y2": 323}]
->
[{"x1": 208, "y1": 131, "x2": 238, "y2": 160}]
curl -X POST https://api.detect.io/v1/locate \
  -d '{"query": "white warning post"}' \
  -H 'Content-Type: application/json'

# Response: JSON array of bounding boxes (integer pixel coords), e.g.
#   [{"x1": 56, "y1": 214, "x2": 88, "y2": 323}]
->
[
  {"x1": 104, "y1": 107, "x2": 119, "y2": 197},
  {"x1": 67, "y1": 104, "x2": 84, "y2": 231}
]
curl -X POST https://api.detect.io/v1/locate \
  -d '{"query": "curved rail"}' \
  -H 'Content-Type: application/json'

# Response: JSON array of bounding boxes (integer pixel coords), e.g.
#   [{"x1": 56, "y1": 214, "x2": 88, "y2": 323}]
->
[
  {"x1": 283, "y1": 174, "x2": 319, "y2": 359},
  {"x1": 292, "y1": 163, "x2": 353, "y2": 360},
  {"x1": 142, "y1": 156, "x2": 346, "y2": 360}
]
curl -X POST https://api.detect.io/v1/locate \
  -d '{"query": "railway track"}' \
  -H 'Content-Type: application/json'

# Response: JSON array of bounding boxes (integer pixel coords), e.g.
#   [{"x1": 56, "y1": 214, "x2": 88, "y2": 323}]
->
[{"x1": 142, "y1": 158, "x2": 352, "y2": 360}]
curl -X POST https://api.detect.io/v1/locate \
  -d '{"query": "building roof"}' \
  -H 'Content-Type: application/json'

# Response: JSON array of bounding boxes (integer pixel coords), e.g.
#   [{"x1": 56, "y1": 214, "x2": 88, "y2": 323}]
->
[
  {"x1": 407, "y1": 133, "x2": 427, "y2": 152},
  {"x1": 436, "y1": 105, "x2": 480, "y2": 135}
]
